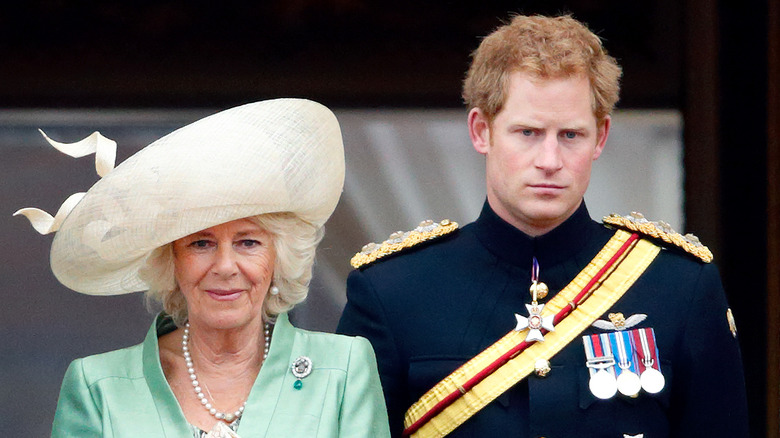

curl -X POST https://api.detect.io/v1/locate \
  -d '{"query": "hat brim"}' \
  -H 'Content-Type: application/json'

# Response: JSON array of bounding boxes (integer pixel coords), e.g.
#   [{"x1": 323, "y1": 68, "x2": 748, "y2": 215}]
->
[{"x1": 49, "y1": 99, "x2": 345, "y2": 295}]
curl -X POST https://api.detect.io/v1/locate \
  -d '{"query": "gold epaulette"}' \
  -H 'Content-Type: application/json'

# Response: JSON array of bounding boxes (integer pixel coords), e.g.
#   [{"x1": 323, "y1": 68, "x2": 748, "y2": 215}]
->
[
  {"x1": 350, "y1": 219, "x2": 459, "y2": 268},
  {"x1": 603, "y1": 212, "x2": 713, "y2": 263}
]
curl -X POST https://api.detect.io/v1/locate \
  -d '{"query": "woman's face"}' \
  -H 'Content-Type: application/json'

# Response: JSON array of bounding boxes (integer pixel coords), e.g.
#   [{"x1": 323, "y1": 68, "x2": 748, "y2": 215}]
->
[{"x1": 173, "y1": 218, "x2": 275, "y2": 331}]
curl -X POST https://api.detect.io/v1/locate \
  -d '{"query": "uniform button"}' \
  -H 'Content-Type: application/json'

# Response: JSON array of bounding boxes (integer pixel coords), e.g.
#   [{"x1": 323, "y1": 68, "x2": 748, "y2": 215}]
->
[{"x1": 534, "y1": 358, "x2": 551, "y2": 377}]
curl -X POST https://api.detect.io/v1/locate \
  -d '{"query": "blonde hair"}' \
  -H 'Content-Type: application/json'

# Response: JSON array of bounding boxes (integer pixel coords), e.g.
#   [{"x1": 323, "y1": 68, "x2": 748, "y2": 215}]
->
[
  {"x1": 462, "y1": 14, "x2": 622, "y2": 125},
  {"x1": 139, "y1": 212, "x2": 324, "y2": 326}
]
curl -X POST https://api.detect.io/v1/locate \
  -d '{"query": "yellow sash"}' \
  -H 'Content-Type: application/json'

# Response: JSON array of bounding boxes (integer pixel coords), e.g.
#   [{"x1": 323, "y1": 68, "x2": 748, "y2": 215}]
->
[{"x1": 404, "y1": 230, "x2": 661, "y2": 437}]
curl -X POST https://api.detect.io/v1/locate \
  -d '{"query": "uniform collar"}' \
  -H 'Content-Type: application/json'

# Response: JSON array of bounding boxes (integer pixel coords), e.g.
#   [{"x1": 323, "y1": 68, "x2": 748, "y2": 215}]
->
[{"x1": 472, "y1": 200, "x2": 595, "y2": 268}]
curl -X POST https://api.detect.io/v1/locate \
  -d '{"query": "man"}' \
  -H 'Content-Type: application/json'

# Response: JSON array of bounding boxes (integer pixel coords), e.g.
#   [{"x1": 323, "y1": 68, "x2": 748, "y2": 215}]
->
[{"x1": 338, "y1": 14, "x2": 749, "y2": 438}]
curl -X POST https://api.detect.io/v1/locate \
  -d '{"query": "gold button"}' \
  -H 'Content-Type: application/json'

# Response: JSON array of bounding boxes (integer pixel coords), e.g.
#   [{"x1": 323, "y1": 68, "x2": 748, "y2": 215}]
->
[{"x1": 534, "y1": 359, "x2": 551, "y2": 377}]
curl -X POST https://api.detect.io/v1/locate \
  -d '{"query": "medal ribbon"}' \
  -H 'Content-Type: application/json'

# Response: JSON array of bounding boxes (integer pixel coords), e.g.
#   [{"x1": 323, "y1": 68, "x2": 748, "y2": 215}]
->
[
  {"x1": 584, "y1": 333, "x2": 620, "y2": 400},
  {"x1": 531, "y1": 257, "x2": 540, "y2": 283},
  {"x1": 583, "y1": 333, "x2": 616, "y2": 378},
  {"x1": 631, "y1": 327, "x2": 661, "y2": 373},
  {"x1": 610, "y1": 331, "x2": 638, "y2": 376}
]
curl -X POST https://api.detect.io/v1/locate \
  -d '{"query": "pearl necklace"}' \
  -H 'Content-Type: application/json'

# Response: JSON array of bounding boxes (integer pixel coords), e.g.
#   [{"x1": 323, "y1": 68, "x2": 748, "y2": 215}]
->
[{"x1": 182, "y1": 322, "x2": 271, "y2": 423}]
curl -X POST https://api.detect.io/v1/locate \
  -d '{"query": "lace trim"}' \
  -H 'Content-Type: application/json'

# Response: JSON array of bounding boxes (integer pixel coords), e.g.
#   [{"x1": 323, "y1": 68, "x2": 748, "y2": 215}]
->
[{"x1": 192, "y1": 417, "x2": 241, "y2": 438}]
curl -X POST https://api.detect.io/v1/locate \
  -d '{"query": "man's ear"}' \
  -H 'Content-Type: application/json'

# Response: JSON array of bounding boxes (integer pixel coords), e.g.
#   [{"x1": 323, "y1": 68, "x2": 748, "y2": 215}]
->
[
  {"x1": 592, "y1": 115, "x2": 611, "y2": 161},
  {"x1": 468, "y1": 108, "x2": 491, "y2": 155}
]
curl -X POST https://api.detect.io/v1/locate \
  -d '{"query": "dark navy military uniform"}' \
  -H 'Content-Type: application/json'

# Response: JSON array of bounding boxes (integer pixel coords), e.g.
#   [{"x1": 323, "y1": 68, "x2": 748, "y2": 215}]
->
[{"x1": 337, "y1": 201, "x2": 749, "y2": 437}]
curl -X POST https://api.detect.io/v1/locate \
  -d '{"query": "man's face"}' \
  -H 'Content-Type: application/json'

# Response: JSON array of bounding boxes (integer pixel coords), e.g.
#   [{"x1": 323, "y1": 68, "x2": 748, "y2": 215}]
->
[{"x1": 468, "y1": 71, "x2": 610, "y2": 236}]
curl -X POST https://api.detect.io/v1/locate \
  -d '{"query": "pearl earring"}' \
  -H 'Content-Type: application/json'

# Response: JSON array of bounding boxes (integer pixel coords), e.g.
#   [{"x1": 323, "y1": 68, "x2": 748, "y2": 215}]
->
[{"x1": 270, "y1": 285, "x2": 280, "y2": 295}]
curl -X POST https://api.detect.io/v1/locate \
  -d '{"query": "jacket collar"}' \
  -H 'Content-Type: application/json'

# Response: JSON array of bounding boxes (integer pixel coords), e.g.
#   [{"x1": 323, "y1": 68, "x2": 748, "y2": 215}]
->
[
  {"x1": 142, "y1": 312, "x2": 297, "y2": 436},
  {"x1": 472, "y1": 200, "x2": 595, "y2": 268}
]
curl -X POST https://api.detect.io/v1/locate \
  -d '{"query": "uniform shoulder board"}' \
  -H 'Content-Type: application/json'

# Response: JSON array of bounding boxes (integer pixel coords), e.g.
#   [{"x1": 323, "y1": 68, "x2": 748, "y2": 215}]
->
[
  {"x1": 603, "y1": 212, "x2": 713, "y2": 263},
  {"x1": 350, "y1": 219, "x2": 459, "y2": 268}
]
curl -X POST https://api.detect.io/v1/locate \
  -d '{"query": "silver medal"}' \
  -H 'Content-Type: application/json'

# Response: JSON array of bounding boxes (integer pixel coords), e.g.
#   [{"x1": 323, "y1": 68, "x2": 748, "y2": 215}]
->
[
  {"x1": 640, "y1": 367, "x2": 665, "y2": 394},
  {"x1": 589, "y1": 369, "x2": 618, "y2": 400},
  {"x1": 616, "y1": 369, "x2": 642, "y2": 397}
]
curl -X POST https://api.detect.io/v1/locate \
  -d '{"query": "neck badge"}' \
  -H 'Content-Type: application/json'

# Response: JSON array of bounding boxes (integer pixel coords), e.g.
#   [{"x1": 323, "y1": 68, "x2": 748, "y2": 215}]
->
[{"x1": 514, "y1": 257, "x2": 554, "y2": 342}]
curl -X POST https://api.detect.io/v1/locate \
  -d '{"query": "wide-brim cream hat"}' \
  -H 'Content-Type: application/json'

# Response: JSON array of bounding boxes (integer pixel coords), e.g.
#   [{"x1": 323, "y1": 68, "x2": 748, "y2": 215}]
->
[{"x1": 15, "y1": 98, "x2": 345, "y2": 295}]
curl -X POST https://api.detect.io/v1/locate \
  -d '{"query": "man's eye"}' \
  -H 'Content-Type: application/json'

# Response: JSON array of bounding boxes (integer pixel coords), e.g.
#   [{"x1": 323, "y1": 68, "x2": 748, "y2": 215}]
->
[
  {"x1": 564, "y1": 131, "x2": 578, "y2": 139},
  {"x1": 522, "y1": 129, "x2": 534, "y2": 136}
]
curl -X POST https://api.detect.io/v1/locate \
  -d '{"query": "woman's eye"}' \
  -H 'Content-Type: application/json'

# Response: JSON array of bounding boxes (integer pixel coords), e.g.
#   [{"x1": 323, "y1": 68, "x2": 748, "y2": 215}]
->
[
  {"x1": 188, "y1": 240, "x2": 213, "y2": 249},
  {"x1": 238, "y1": 239, "x2": 261, "y2": 248}
]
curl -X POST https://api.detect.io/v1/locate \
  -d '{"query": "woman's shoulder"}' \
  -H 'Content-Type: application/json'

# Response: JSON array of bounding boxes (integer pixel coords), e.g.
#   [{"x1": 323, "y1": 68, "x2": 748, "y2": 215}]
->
[
  {"x1": 286, "y1": 325, "x2": 375, "y2": 367},
  {"x1": 68, "y1": 341, "x2": 146, "y2": 385},
  {"x1": 290, "y1": 325, "x2": 367, "y2": 348}
]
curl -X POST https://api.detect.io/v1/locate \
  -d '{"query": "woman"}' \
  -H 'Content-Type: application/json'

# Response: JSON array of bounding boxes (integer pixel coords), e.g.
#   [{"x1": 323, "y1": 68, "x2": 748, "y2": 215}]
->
[{"x1": 15, "y1": 99, "x2": 390, "y2": 437}]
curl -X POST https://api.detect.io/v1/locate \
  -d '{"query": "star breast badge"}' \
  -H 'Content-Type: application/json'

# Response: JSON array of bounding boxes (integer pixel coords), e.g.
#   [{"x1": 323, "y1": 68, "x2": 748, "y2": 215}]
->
[{"x1": 515, "y1": 303, "x2": 555, "y2": 342}]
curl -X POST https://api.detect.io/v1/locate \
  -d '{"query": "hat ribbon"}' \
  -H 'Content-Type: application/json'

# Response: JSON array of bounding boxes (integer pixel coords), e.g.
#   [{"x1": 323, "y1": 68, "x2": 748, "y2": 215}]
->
[{"x1": 13, "y1": 130, "x2": 117, "y2": 235}]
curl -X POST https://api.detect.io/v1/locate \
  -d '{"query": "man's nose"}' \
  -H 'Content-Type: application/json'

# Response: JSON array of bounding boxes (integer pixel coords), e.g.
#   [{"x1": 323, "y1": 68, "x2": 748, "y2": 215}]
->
[{"x1": 534, "y1": 135, "x2": 564, "y2": 171}]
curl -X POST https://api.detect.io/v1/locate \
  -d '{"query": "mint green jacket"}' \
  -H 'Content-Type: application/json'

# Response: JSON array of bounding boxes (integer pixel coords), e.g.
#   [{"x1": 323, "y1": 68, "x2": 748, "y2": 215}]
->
[{"x1": 51, "y1": 313, "x2": 390, "y2": 437}]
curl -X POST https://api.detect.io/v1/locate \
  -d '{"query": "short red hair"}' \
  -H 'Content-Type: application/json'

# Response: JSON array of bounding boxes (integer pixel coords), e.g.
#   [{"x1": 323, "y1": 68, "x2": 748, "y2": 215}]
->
[{"x1": 462, "y1": 14, "x2": 622, "y2": 126}]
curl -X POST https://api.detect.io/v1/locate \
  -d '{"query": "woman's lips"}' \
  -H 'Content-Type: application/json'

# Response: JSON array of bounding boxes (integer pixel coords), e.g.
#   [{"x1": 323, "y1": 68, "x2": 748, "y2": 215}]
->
[{"x1": 206, "y1": 289, "x2": 243, "y2": 301}]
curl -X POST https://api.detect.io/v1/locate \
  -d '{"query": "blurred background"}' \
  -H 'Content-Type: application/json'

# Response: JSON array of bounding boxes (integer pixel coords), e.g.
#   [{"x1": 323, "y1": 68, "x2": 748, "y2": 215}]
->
[{"x1": 0, "y1": 1, "x2": 777, "y2": 436}]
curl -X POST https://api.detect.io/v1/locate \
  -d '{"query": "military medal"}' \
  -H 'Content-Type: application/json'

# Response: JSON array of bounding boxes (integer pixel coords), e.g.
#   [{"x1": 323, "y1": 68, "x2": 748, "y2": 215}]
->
[
  {"x1": 611, "y1": 331, "x2": 641, "y2": 397},
  {"x1": 640, "y1": 365, "x2": 664, "y2": 394},
  {"x1": 589, "y1": 368, "x2": 618, "y2": 400},
  {"x1": 631, "y1": 328, "x2": 666, "y2": 394},
  {"x1": 514, "y1": 257, "x2": 554, "y2": 342},
  {"x1": 616, "y1": 364, "x2": 641, "y2": 397},
  {"x1": 514, "y1": 303, "x2": 555, "y2": 342},
  {"x1": 583, "y1": 333, "x2": 618, "y2": 399}
]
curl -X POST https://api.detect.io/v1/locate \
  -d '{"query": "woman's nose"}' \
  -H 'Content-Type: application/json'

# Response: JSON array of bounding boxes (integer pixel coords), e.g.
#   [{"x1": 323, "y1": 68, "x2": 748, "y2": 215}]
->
[{"x1": 211, "y1": 245, "x2": 239, "y2": 276}]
